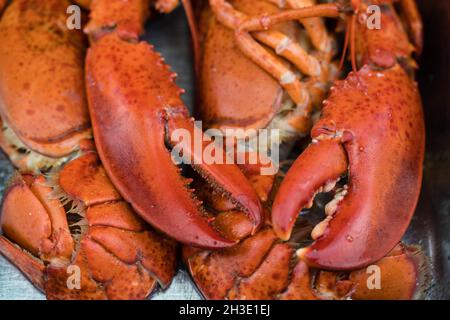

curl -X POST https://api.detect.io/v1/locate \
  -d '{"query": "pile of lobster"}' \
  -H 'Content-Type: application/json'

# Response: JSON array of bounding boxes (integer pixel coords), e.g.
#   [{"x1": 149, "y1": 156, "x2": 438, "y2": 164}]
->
[{"x1": 0, "y1": 0, "x2": 428, "y2": 299}]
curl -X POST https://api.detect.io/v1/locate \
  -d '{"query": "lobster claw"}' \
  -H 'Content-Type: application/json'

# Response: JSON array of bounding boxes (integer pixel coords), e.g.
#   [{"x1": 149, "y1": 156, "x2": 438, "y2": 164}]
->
[
  {"x1": 272, "y1": 64, "x2": 425, "y2": 270},
  {"x1": 0, "y1": 0, "x2": 90, "y2": 167},
  {"x1": 86, "y1": 34, "x2": 262, "y2": 248},
  {"x1": 0, "y1": 173, "x2": 74, "y2": 291}
]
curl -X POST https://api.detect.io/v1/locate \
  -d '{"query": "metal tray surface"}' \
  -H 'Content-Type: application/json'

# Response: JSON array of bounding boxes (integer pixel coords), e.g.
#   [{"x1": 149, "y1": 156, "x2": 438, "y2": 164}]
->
[{"x1": 0, "y1": 1, "x2": 449, "y2": 300}]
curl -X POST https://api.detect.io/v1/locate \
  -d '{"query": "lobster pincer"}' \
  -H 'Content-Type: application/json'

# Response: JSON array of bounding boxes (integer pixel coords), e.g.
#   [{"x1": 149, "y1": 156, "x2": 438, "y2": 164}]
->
[{"x1": 84, "y1": 0, "x2": 262, "y2": 248}]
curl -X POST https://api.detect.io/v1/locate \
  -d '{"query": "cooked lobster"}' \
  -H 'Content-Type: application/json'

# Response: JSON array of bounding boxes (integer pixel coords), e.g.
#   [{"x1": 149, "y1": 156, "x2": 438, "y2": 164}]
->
[
  {"x1": 0, "y1": 0, "x2": 247, "y2": 299},
  {"x1": 0, "y1": 1, "x2": 184, "y2": 299}
]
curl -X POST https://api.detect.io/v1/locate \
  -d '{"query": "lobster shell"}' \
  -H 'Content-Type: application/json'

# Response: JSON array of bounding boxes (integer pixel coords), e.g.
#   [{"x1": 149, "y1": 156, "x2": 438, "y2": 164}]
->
[
  {"x1": 0, "y1": 0, "x2": 90, "y2": 158},
  {"x1": 85, "y1": 31, "x2": 262, "y2": 248}
]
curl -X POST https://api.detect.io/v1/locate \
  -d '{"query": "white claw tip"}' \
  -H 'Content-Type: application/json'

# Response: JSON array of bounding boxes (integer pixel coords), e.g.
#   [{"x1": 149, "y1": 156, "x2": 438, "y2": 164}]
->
[
  {"x1": 280, "y1": 71, "x2": 296, "y2": 85},
  {"x1": 276, "y1": 37, "x2": 291, "y2": 55},
  {"x1": 296, "y1": 247, "x2": 307, "y2": 259}
]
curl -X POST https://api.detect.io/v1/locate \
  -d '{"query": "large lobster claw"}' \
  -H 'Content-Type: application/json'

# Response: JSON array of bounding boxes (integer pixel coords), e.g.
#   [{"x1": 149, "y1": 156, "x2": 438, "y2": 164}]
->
[
  {"x1": 184, "y1": 150, "x2": 428, "y2": 300},
  {"x1": 272, "y1": 64, "x2": 425, "y2": 270},
  {"x1": 0, "y1": 0, "x2": 90, "y2": 163},
  {"x1": 85, "y1": 33, "x2": 262, "y2": 248}
]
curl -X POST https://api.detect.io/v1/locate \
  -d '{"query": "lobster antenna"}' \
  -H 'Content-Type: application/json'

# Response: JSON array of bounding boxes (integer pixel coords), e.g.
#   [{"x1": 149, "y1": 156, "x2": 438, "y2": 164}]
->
[
  {"x1": 338, "y1": 16, "x2": 351, "y2": 70},
  {"x1": 350, "y1": 11, "x2": 358, "y2": 73},
  {"x1": 181, "y1": 0, "x2": 201, "y2": 78},
  {"x1": 339, "y1": 3, "x2": 358, "y2": 73}
]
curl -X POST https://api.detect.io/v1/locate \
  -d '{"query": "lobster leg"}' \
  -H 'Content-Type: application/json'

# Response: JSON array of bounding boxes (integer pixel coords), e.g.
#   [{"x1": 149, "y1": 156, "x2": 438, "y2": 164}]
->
[
  {"x1": 210, "y1": 0, "x2": 335, "y2": 76},
  {"x1": 209, "y1": 1, "x2": 340, "y2": 132},
  {"x1": 209, "y1": 0, "x2": 324, "y2": 78},
  {"x1": 210, "y1": 0, "x2": 321, "y2": 77},
  {"x1": 265, "y1": 0, "x2": 333, "y2": 53},
  {"x1": 179, "y1": 0, "x2": 201, "y2": 75},
  {"x1": 0, "y1": 237, "x2": 45, "y2": 291}
]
